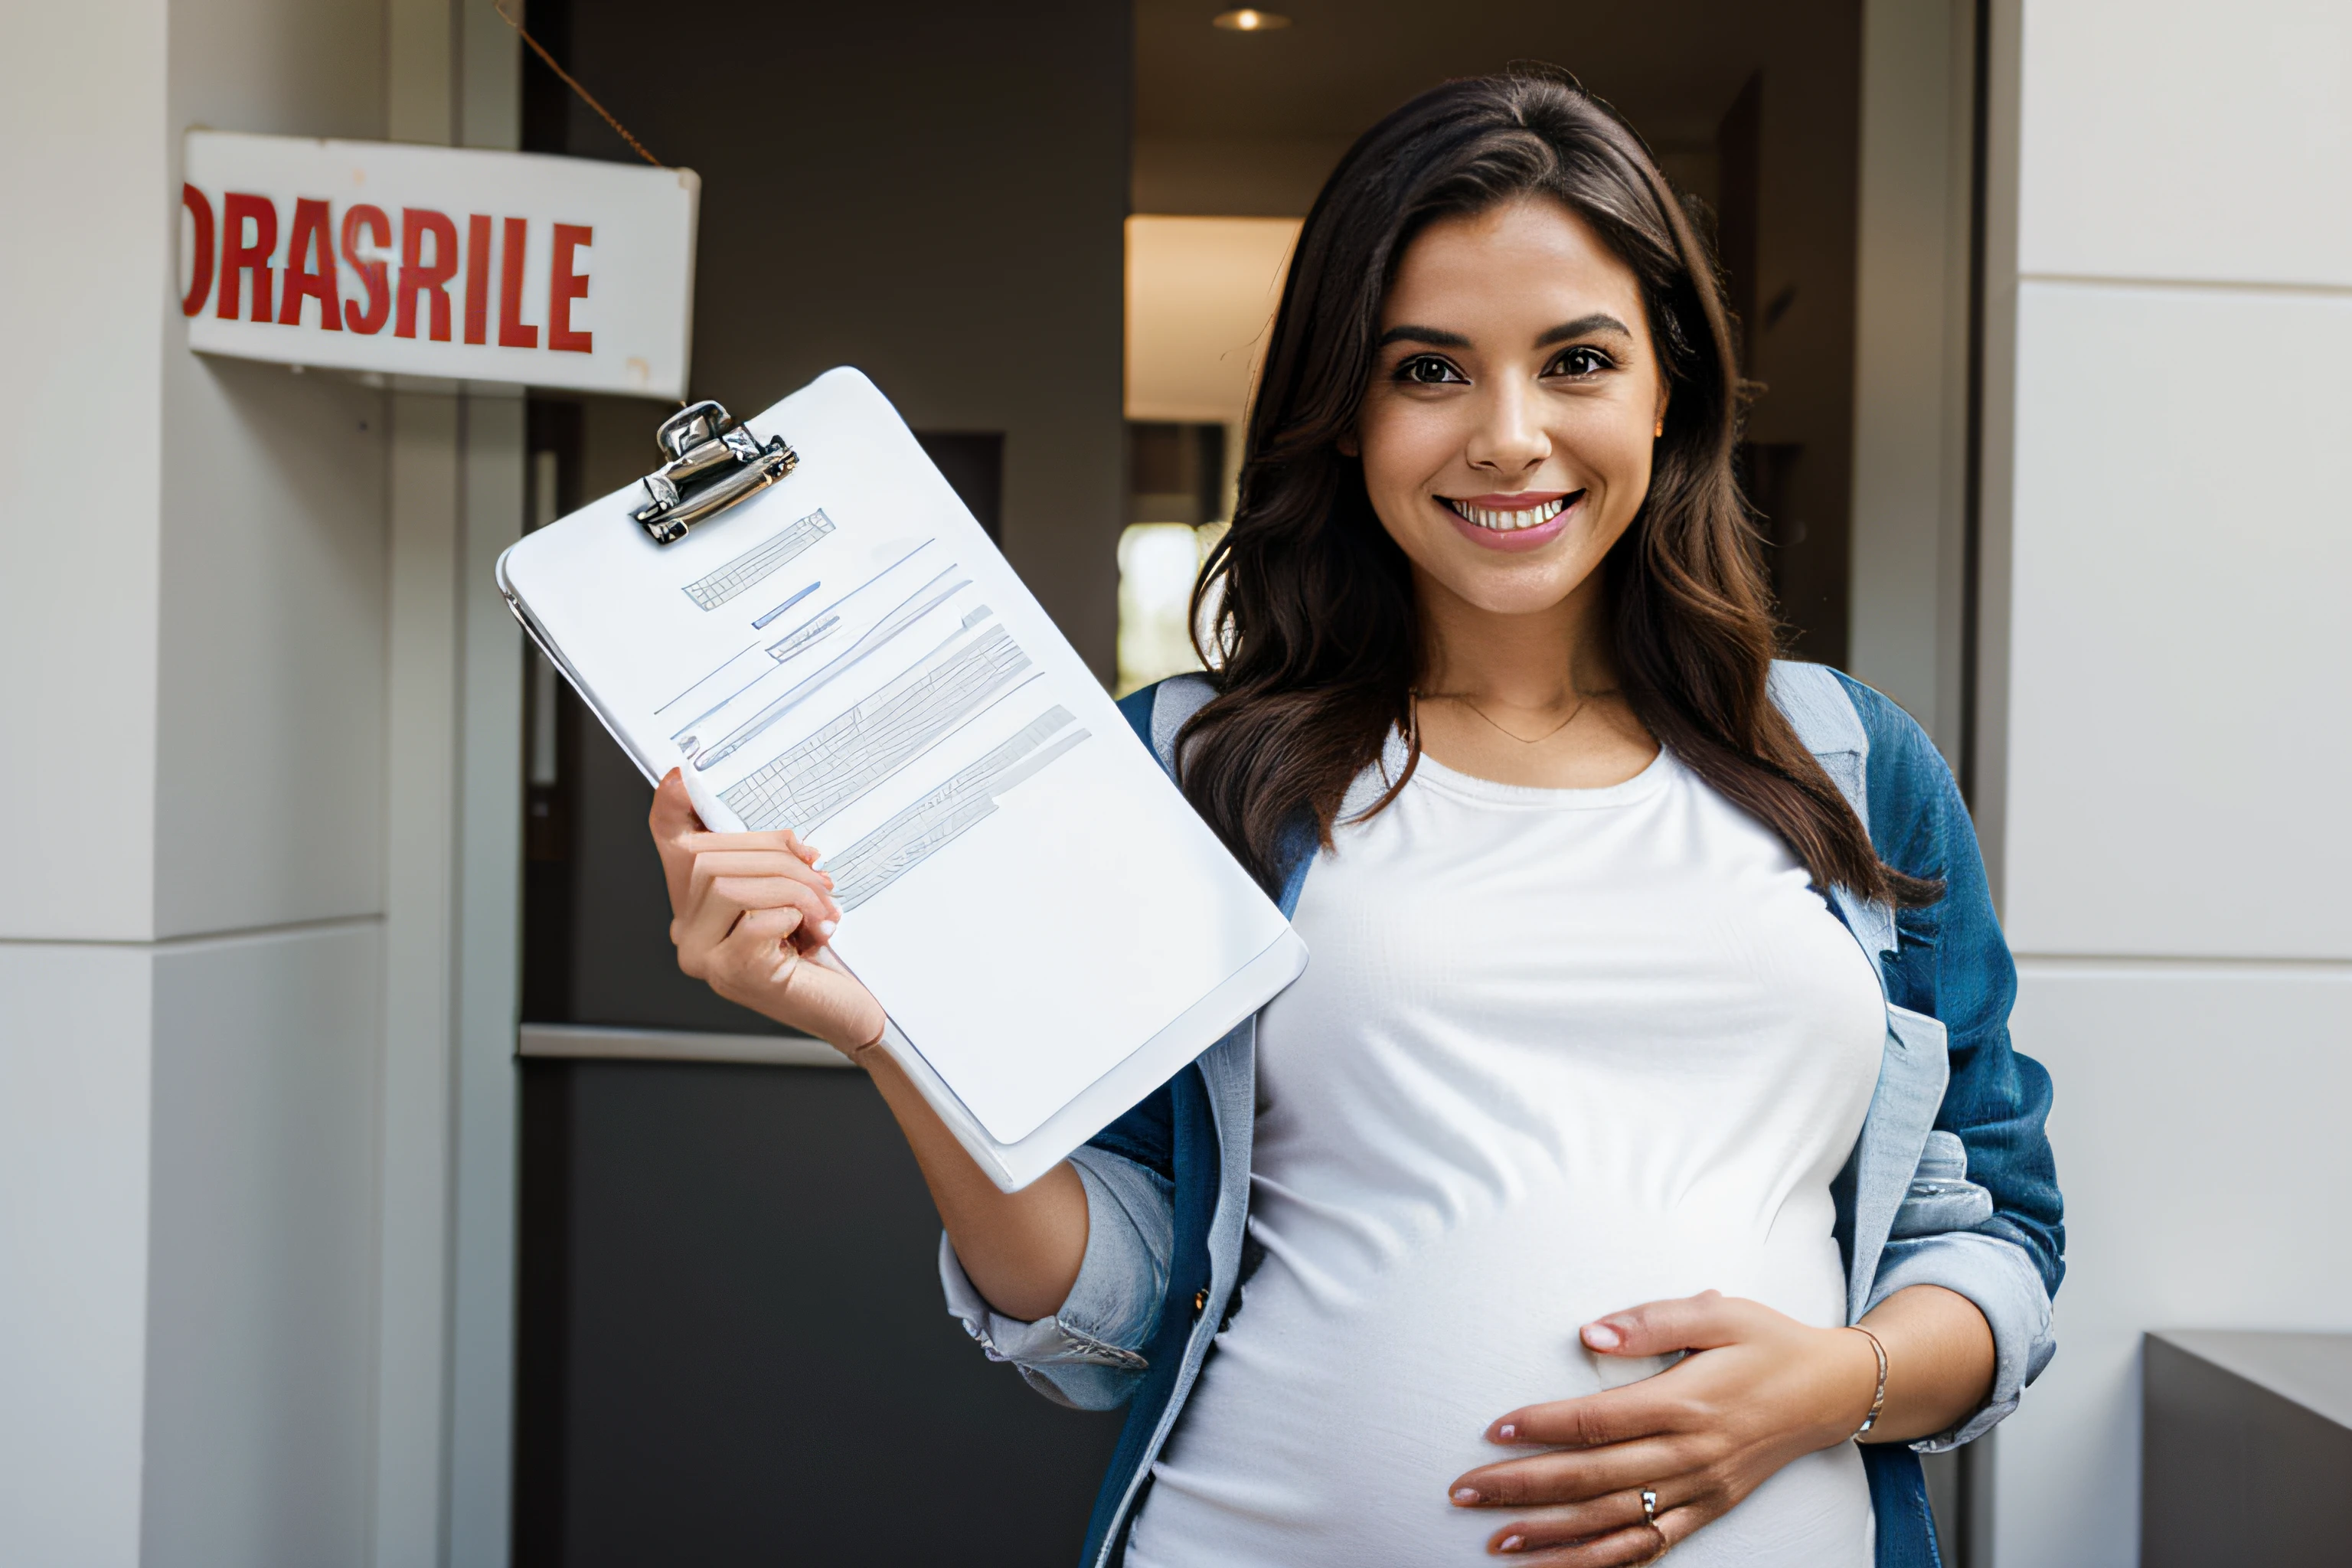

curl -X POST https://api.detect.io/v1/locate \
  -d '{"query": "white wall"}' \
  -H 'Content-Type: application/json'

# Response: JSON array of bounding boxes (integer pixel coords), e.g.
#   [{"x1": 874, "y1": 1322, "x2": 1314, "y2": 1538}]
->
[
  {"x1": 0, "y1": 0, "x2": 168, "y2": 940},
  {"x1": 0, "y1": 0, "x2": 391, "y2": 1562},
  {"x1": 2001, "y1": 964, "x2": 2352, "y2": 1564},
  {"x1": 0, "y1": 0, "x2": 521, "y2": 1563},
  {"x1": 152, "y1": 352, "x2": 389, "y2": 937},
  {"x1": 140, "y1": 926, "x2": 381, "y2": 1568},
  {"x1": 161, "y1": 0, "x2": 390, "y2": 940},
  {"x1": 1980, "y1": 3, "x2": 2352, "y2": 1563},
  {"x1": 0, "y1": 947, "x2": 152, "y2": 1568}
]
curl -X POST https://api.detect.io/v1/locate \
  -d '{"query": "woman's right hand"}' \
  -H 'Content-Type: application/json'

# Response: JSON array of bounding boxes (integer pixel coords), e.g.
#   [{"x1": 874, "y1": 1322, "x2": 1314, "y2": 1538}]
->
[
  {"x1": 648, "y1": 769, "x2": 889, "y2": 1056},
  {"x1": 651, "y1": 772, "x2": 1089, "y2": 1321}
]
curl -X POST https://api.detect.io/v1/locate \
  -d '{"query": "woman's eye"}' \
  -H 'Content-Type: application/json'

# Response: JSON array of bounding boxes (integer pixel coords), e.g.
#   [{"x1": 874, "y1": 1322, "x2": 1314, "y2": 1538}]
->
[
  {"x1": 1396, "y1": 354, "x2": 1467, "y2": 385},
  {"x1": 1548, "y1": 346, "x2": 1614, "y2": 378}
]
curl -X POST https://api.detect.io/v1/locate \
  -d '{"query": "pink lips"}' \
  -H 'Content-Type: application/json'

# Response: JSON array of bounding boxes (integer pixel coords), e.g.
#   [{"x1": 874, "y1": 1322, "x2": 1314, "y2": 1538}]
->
[{"x1": 1438, "y1": 489, "x2": 1583, "y2": 553}]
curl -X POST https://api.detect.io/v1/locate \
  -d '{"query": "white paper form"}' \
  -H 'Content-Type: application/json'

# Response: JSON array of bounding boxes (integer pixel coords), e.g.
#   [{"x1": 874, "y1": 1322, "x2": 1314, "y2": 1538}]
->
[{"x1": 498, "y1": 368, "x2": 1303, "y2": 1187}]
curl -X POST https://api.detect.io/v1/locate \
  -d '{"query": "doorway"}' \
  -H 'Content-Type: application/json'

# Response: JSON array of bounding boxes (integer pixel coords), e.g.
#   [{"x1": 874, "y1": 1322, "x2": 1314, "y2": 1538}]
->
[{"x1": 508, "y1": 3, "x2": 1129, "y2": 1564}]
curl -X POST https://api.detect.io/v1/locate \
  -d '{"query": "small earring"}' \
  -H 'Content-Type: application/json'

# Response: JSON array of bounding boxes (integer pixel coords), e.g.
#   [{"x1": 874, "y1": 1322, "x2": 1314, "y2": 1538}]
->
[{"x1": 1654, "y1": 419, "x2": 1665, "y2": 438}]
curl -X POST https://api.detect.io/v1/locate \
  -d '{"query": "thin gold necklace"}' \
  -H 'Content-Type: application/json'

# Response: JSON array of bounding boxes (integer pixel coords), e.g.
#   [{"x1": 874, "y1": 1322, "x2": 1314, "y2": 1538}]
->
[{"x1": 1413, "y1": 688, "x2": 1606, "y2": 746}]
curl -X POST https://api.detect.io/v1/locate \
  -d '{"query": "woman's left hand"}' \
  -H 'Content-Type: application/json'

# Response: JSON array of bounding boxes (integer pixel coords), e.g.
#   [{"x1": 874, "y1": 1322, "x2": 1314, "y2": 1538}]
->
[{"x1": 1447, "y1": 1289, "x2": 1880, "y2": 1563}]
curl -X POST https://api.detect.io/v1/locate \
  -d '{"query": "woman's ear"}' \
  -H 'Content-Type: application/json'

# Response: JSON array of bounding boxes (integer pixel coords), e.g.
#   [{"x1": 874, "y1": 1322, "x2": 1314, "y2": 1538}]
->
[{"x1": 1337, "y1": 430, "x2": 1361, "y2": 458}]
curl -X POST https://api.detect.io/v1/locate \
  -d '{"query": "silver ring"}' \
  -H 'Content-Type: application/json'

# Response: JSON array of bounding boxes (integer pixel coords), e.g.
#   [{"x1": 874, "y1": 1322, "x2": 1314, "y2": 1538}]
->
[{"x1": 1637, "y1": 1489, "x2": 1669, "y2": 1562}]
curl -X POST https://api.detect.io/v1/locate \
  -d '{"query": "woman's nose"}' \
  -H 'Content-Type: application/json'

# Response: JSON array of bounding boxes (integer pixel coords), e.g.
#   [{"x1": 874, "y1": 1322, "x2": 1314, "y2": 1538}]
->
[{"x1": 1465, "y1": 383, "x2": 1549, "y2": 476}]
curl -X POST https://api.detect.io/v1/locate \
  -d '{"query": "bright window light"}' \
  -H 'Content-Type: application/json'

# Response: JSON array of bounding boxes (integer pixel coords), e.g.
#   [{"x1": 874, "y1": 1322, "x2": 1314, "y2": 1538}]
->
[{"x1": 1118, "y1": 522, "x2": 1214, "y2": 696}]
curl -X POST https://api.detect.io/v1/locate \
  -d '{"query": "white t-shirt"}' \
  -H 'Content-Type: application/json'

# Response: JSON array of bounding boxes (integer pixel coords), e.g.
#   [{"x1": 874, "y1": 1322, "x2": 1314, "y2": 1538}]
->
[{"x1": 1125, "y1": 740, "x2": 1885, "y2": 1567}]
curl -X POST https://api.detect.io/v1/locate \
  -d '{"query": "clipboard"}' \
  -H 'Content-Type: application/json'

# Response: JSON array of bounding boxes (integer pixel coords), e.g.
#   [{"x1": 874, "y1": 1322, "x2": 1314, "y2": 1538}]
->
[{"x1": 498, "y1": 368, "x2": 1305, "y2": 1191}]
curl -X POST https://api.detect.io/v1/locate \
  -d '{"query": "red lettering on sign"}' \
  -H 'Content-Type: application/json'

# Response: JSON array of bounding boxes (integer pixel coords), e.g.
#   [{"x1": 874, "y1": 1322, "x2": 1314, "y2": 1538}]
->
[
  {"x1": 219, "y1": 193, "x2": 278, "y2": 322},
  {"x1": 190, "y1": 187, "x2": 613, "y2": 361},
  {"x1": 341, "y1": 205, "x2": 393, "y2": 334},
  {"x1": 463, "y1": 214, "x2": 492, "y2": 345},
  {"x1": 498, "y1": 217, "x2": 537, "y2": 348},
  {"x1": 397, "y1": 208, "x2": 460, "y2": 341},
  {"x1": 278, "y1": 198, "x2": 344, "y2": 331},
  {"x1": 548, "y1": 223, "x2": 593, "y2": 353},
  {"x1": 181, "y1": 185, "x2": 215, "y2": 317}
]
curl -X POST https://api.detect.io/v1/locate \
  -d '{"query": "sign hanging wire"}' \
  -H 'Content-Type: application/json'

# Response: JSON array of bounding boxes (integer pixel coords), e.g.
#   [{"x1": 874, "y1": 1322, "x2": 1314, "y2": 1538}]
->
[{"x1": 492, "y1": 0, "x2": 666, "y2": 169}]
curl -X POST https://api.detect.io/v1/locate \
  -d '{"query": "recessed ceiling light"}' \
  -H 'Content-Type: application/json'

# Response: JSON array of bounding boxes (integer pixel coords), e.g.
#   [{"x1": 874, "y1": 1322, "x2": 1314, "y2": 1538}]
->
[{"x1": 1212, "y1": 8, "x2": 1291, "y2": 31}]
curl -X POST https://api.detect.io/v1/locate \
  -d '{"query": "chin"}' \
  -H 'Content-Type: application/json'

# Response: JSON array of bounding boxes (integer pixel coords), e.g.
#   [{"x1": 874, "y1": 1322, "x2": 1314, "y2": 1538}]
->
[{"x1": 1429, "y1": 557, "x2": 1599, "y2": 617}]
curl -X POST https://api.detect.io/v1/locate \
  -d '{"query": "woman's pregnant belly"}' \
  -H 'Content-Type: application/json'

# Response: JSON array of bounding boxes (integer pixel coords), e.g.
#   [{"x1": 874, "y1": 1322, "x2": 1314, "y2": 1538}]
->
[{"x1": 1124, "y1": 1189, "x2": 1874, "y2": 1568}]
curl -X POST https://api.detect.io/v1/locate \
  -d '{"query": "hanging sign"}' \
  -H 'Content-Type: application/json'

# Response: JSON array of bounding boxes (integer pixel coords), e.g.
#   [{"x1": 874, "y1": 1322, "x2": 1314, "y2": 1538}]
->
[{"x1": 181, "y1": 130, "x2": 699, "y2": 398}]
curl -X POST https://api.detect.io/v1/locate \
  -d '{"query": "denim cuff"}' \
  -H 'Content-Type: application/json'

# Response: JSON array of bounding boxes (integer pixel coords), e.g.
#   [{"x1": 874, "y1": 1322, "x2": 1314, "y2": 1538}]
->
[
  {"x1": 1865, "y1": 1230, "x2": 2055, "y2": 1452},
  {"x1": 937, "y1": 1152, "x2": 1174, "y2": 1411}
]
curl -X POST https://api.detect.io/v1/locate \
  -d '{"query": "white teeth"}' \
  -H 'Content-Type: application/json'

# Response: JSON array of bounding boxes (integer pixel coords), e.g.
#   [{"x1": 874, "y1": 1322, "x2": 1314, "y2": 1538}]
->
[{"x1": 1443, "y1": 495, "x2": 1573, "y2": 531}]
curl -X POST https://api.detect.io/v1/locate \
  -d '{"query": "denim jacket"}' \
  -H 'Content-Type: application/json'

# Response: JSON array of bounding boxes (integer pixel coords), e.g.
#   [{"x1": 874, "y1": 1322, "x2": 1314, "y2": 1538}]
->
[{"x1": 941, "y1": 662, "x2": 2064, "y2": 1568}]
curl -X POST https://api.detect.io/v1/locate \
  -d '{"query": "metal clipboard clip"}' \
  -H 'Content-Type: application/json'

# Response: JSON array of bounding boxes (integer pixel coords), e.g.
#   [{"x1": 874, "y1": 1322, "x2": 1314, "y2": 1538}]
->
[{"x1": 631, "y1": 400, "x2": 799, "y2": 544}]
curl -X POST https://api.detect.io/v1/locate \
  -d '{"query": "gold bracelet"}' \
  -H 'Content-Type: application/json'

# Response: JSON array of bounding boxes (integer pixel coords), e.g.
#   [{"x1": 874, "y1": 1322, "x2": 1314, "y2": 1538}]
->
[{"x1": 1847, "y1": 1325, "x2": 1889, "y2": 1441}]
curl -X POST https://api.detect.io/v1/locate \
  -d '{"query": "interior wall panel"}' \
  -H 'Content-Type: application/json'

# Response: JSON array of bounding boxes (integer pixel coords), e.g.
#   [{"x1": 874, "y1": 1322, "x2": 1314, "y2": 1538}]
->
[
  {"x1": 154, "y1": 0, "x2": 393, "y2": 942},
  {"x1": 139, "y1": 924, "x2": 381, "y2": 1568},
  {"x1": 1990, "y1": 962, "x2": 2352, "y2": 1567},
  {"x1": 153, "y1": 358, "x2": 390, "y2": 938},
  {"x1": 0, "y1": 945, "x2": 154, "y2": 1568},
  {"x1": 2001, "y1": 281, "x2": 2352, "y2": 960},
  {"x1": 0, "y1": 0, "x2": 167, "y2": 941},
  {"x1": 2018, "y1": 0, "x2": 2352, "y2": 286}
]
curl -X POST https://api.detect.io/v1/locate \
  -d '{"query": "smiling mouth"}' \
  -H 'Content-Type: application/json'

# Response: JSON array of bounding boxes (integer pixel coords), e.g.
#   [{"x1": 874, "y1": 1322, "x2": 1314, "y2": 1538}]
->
[{"x1": 1442, "y1": 492, "x2": 1579, "y2": 531}]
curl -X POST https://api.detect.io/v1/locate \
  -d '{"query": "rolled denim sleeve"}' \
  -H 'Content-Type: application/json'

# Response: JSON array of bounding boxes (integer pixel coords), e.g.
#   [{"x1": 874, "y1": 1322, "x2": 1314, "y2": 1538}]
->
[
  {"x1": 1866, "y1": 1230, "x2": 2054, "y2": 1451},
  {"x1": 939, "y1": 1147, "x2": 1174, "y2": 1411},
  {"x1": 1841, "y1": 674, "x2": 2065, "y2": 1300},
  {"x1": 1838, "y1": 671, "x2": 2066, "y2": 1451}
]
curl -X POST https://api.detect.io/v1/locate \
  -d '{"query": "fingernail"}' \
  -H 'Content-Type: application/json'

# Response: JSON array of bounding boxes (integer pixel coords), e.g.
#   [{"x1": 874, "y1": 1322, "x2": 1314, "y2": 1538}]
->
[
  {"x1": 818, "y1": 920, "x2": 837, "y2": 937},
  {"x1": 1498, "y1": 1536, "x2": 1524, "y2": 1554},
  {"x1": 1585, "y1": 1322, "x2": 1622, "y2": 1350},
  {"x1": 1452, "y1": 1488, "x2": 1479, "y2": 1505},
  {"x1": 1495, "y1": 1422, "x2": 1517, "y2": 1442}
]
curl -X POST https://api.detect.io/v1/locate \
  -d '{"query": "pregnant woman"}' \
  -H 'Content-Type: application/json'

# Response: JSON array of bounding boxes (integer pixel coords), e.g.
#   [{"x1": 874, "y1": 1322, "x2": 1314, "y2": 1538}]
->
[{"x1": 649, "y1": 69, "x2": 2061, "y2": 1568}]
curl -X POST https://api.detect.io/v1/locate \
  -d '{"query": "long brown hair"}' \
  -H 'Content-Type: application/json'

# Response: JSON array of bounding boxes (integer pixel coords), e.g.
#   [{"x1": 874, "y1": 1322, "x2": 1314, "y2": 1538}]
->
[{"x1": 1179, "y1": 68, "x2": 1936, "y2": 908}]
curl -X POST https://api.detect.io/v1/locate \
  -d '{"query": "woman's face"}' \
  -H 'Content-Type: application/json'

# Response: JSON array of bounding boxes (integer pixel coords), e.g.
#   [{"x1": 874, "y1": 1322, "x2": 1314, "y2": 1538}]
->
[{"x1": 1354, "y1": 197, "x2": 1667, "y2": 619}]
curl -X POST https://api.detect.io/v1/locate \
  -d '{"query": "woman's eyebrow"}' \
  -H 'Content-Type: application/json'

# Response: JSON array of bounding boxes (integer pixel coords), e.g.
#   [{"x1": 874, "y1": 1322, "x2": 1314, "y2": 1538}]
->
[
  {"x1": 1537, "y1": 314, "x2": 1634, "y2": 346},
  {"x1": 1376, "y1": 324, "x2": 1473, "y2": 348}
]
